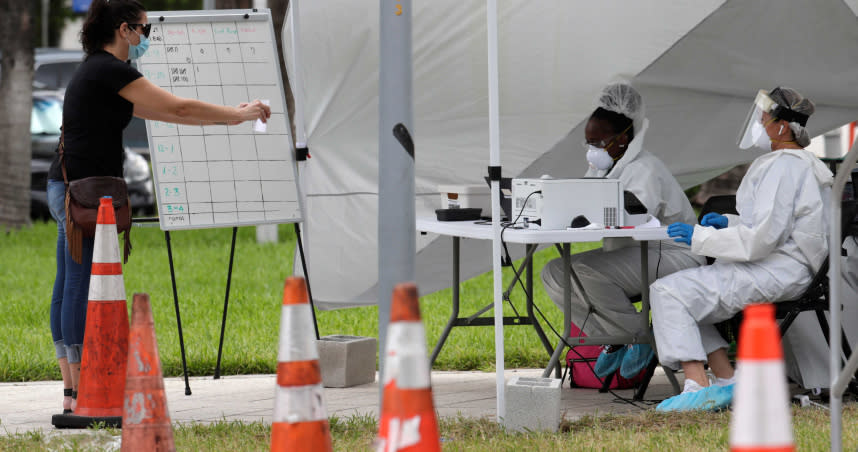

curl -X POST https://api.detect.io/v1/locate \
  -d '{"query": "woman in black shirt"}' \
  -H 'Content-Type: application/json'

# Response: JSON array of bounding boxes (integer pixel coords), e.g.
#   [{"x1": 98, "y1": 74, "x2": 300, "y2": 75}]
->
[{"x1": 47, "y1": 0, "x2": 270, "y2": 414}]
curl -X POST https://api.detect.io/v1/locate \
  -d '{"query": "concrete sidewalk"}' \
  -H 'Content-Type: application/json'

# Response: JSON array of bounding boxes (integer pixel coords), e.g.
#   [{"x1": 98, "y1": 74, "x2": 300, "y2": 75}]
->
[{"x1": 0, "y1": 368, "x2": 677, "y2": 434}]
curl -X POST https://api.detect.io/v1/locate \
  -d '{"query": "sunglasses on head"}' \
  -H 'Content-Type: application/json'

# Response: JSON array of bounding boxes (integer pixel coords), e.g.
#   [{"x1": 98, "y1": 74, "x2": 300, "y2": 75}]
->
[{"x1": 125, "y1": 23, "x2": 152, "y2": 38}]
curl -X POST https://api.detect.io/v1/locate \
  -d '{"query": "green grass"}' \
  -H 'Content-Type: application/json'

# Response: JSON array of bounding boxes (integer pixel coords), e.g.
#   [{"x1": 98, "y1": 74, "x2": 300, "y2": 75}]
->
[
  {"x1": 0, "y1": 220, "x2": 596, "y2": 381},
  {"x1": 1, "y1": 407, "x2": 856, "y2": 451},
  {"x1": 3, "y1": 223, "x2": 858, "y2": 450}
]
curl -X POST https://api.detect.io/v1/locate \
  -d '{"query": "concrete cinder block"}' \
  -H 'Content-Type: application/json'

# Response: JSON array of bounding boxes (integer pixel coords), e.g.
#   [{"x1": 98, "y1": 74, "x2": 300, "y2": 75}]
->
[
  {"x1": 502, "y1": 376, "x2": 562, "y2": 432},
  {"x1": 316, "y1": 335, "x2": 377, "y2": 388}
]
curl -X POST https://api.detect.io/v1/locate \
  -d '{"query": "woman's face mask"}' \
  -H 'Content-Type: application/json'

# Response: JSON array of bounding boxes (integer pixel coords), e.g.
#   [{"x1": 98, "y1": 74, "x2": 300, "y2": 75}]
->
[
  {"x1": 586, "y1": 145, "x2": 614, "y2": 171},
  {"x1": 126, "y1": 27, "x2": 150, "y2": 60},
  {"x1": 582, "y1": 121, "x2": 632, "y2": 170}
]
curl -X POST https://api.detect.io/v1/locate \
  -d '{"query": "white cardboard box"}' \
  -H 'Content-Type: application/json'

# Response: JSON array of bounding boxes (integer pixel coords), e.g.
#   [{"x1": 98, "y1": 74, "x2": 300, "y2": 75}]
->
[{"x1": 438, "y1": 184, "x2": 491, "y2": 214}]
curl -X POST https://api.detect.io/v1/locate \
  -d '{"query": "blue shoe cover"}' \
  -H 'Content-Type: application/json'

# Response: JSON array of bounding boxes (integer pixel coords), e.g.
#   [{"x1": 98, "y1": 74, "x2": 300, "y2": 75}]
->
[
  {"x1": 656, "y1": 385, "x2": 735, "y2": 412},
  {"x1": 656, "y1": 389, "x2": 706, "y2": 412},
  {"x1": 594, "y1": 346, "x2": 627, "y2": 378},
  {"x1": 703, "y1": 384, "x2": 734, "y2": 411},
  {"x1": 619, "y1": 343, "x2": 655, "y2": 379}
]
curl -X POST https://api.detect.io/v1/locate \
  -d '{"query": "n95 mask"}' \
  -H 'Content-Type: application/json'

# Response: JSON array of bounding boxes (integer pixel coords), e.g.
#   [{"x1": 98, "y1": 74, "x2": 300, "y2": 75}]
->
[
  {"x1": 751, "y1": 121, "x2": 772, "y2": 151},
  {"x1": 586, "y1": 145, "x2": 614, "y2": 171}
]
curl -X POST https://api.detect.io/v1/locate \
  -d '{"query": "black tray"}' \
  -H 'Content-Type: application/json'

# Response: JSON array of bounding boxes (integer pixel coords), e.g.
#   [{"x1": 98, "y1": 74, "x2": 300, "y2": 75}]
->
[{"x1": 436, "y1": 208, "x2": 482, "y2": 221}]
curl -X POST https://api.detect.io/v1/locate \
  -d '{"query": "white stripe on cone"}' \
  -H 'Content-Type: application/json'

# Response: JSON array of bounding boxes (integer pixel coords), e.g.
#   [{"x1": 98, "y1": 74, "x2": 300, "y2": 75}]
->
[
  {"x1": 277, "y1": 304, "x2": 319, "y2": 362},
  {"x1": 272, "y1": 383, "x2": 328, "y2": 423},
  {"x1": 88, "y1": 274, "x2": 126, "y2": 301},
  {"x1": 381, "y1": 416, "x2": 423, "y2": 452},
  {"x1": 384, "y1": 323, "x2": 430, "y2": 389},
  {"x1": 93, "y1": 224, "x2": 120, "y2": 263},
  {"x1": 730, "y1": 361, "x2": 793, "y2": 448}
]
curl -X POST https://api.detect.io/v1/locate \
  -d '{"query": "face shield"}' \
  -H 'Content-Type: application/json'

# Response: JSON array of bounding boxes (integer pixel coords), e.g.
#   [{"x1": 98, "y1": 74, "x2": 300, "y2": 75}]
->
[
  {"x1": 737, "y1": 90, "x2": 777, "y2": 150},
  {"x1": 737, "y1": 89, "x2": 810, "y2": 150}
]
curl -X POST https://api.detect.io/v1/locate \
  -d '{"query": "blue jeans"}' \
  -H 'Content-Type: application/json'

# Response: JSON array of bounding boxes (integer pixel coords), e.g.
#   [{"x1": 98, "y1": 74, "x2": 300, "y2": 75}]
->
[{"x1": 47, "y1": 179, "x2": 94, "y2": 363}]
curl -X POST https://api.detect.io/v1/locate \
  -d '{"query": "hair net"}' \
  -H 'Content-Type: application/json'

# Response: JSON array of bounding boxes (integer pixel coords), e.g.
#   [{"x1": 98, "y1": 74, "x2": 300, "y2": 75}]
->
[
  {"x1": 769, "y1": 86, "x2": 815, "y2": 148},
  {"x1": 597, "y1": 82, "x2": 646, "y2": 135}
]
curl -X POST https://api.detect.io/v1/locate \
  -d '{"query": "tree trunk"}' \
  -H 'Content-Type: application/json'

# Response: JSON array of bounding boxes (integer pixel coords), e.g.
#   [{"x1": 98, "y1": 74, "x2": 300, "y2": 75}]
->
[{"x1": 0, "y1": 1, "x2": 36, "y2": 228}]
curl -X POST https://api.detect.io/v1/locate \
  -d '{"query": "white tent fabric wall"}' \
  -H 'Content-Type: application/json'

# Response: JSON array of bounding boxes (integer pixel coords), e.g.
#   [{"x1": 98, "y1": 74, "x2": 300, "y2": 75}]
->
[{"x1": 285, "y1": 0, "x2": 858, "y2": 311}]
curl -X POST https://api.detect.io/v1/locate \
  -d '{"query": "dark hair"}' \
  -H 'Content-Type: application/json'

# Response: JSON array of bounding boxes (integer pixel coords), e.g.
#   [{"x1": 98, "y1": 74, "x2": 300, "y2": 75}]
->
[
  {"x1": 590, "y1": 107, "x2": 635, "y2": 142},
  {"x1": 81, "y1": 0, "x2": 146, "y2": 55}
]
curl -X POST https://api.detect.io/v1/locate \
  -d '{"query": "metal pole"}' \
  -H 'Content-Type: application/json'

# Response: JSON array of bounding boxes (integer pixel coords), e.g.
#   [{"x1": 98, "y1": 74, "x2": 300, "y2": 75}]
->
[
  {"x1": 829, "y1": 138, "x2": 858, "y2": 452},
  {"x1": 294, "y1": 222, "x2": 320, "y2": 340},
  {"x1": 430, "y1": 237, "x2": 460, "y2": 366},
  {"x1": 486, "y1": 0, "x2": 505, "y2": 421},
  {"x1": 165, "y1": 231, "x2": 192, "y2": 395},
  {"x1": 378, "y1": 0, "x2": 414, "y2": 404},
  {"x1": 214, "y1": 227, "x2": 238, "y2": 380},
  {"x1": 42, "y1": 0, "x2": 49, "y2": 47},
  {"x1": 285, "y1": 0, "x2": 313, "y2": 284},
  {"x1": 202, "y1": 0, "x2": 215, "y2": 10}
]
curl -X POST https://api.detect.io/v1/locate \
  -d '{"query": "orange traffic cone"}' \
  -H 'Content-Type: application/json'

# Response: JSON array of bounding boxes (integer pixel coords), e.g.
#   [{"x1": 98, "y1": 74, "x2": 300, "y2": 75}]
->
[
  {"x1": 730, "y1": 303, "x2": 794, "y2": 452},
  {"x1": 53, "y1": 197, "x2": 129, "y2": 429},
  {"x1": 121, "y1": 293, "x2": 175, "y2": 451},
  {"x1": 375, "y1": 283, "x2": 440, "y2": 452},
  {"x1": 270, "y1": 277, "x2": 333, "y2": 452}
]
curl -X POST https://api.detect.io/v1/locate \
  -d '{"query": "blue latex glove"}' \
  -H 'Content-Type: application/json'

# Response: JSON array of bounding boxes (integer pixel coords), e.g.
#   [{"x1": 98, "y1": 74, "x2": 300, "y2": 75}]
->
[
  {"x1": 667, "y1": 222, "x2": 694, "y2": 245},
  {"x1": 700, "y1": 212, "x2": 728, "y2": 230}
]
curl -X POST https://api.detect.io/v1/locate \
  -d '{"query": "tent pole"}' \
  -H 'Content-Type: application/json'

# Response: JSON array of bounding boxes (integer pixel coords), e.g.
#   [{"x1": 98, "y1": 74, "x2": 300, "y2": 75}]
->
[
  {"x1": 486, "y1": 0, "x2": 505, "y2": 422},
  {"x1": 830, "y1": 138, "x2": 858, "y2": 452},
  {"x1": 284, "y1": 1, "x2": 316, "y2": 336},
  {"x1": 284, "y1": 0, "x2": 312, "y2": 274},
  {"x1": 378, "y1": 0, "x2": 415, "y2": 406}
]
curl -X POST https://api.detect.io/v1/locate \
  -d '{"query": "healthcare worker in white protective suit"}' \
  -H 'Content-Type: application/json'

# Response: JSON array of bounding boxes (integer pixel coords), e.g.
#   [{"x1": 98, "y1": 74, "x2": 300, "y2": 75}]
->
[
  {"x1": 653, "y1": 86, "x2": 833, "y2": 411},
  {"x1": 541, "y1": 83, "x2": 706, "y2": 380}
]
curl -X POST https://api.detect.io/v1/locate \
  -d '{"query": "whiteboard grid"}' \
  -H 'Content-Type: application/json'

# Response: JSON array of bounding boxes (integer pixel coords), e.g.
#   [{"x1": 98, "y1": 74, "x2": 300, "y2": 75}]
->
[{"x1": 139, "y1": 10, "x2": 302, "y2": 231}]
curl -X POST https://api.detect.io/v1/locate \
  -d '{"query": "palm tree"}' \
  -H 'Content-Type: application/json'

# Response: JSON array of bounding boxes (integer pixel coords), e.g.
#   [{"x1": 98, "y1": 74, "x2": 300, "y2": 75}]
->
[{"x1": 0, "y1": 1, "x2": 35, "y2": 228}]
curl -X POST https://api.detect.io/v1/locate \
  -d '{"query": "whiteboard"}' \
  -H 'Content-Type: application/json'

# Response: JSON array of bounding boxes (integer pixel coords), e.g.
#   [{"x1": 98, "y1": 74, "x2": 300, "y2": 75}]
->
[{"x1": 138, "y1": 9, "x2": 302, "y2": 230}]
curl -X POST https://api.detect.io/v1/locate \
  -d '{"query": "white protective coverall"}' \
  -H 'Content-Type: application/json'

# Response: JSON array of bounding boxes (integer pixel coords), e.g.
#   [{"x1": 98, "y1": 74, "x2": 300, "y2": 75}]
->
[
  {"x1": 542, "y1": 119, "x2": 706, "y2": 337},
  {"x1": 651, "y1": 148, "x2": 834, "y2": 387}
]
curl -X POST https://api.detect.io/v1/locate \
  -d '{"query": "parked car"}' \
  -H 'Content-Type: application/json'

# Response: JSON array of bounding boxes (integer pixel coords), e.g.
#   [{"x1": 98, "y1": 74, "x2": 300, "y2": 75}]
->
[
  {"x1": 30, "y1": 91, "x2": 155, "y2": 219},
  {"x1": 0, "y1": 48, "x2": 83, "y2": 91},
  {"x1": 33, "y1": 48, "x2": 85, "y2": 92}
]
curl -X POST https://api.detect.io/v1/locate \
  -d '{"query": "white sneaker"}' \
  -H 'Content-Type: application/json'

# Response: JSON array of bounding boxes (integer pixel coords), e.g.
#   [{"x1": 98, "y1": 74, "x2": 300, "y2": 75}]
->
[{"x1": 682, "y1": 378, "x2": 705, "y2": 394}]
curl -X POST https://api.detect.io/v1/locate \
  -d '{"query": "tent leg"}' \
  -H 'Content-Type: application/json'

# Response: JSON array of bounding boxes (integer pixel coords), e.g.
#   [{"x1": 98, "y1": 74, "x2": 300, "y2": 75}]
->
[
  {"x1": 543, "y1": 243, "x2": 571, "y2": 378},
  {"x1": 431, "y1": 237, "x2": 460, "y2": 366}
]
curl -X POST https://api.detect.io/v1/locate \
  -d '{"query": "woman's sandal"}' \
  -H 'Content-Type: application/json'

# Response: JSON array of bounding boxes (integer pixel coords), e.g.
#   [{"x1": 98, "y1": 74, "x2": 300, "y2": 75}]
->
[{"x1": 63, "y1": 388, "x2": 73, "y2": 414}]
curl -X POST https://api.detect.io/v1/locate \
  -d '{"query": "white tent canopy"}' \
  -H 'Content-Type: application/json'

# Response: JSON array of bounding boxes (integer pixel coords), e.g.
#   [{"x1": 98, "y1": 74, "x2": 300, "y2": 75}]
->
[{"x1": 284, "y1": 0, "x2": 858, "y2": 309}]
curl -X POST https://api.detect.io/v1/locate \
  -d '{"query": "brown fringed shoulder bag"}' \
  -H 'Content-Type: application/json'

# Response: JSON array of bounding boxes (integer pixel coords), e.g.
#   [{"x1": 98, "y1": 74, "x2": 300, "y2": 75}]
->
[{"x1": 59, "y1": 128, "x2": 132, "y2": 264}]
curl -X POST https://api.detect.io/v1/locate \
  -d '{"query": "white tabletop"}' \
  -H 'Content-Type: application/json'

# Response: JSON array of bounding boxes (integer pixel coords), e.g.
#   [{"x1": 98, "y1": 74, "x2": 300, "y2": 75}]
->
[{"x1": 417, "y1": 217, "x2": 669, "y2": 243}]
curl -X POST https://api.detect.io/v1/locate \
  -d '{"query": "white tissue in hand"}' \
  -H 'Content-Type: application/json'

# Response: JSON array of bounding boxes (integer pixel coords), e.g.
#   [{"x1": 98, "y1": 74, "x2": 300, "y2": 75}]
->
[{"x1": 253, "y1": 99, "x2": 270, "y2": 133}]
